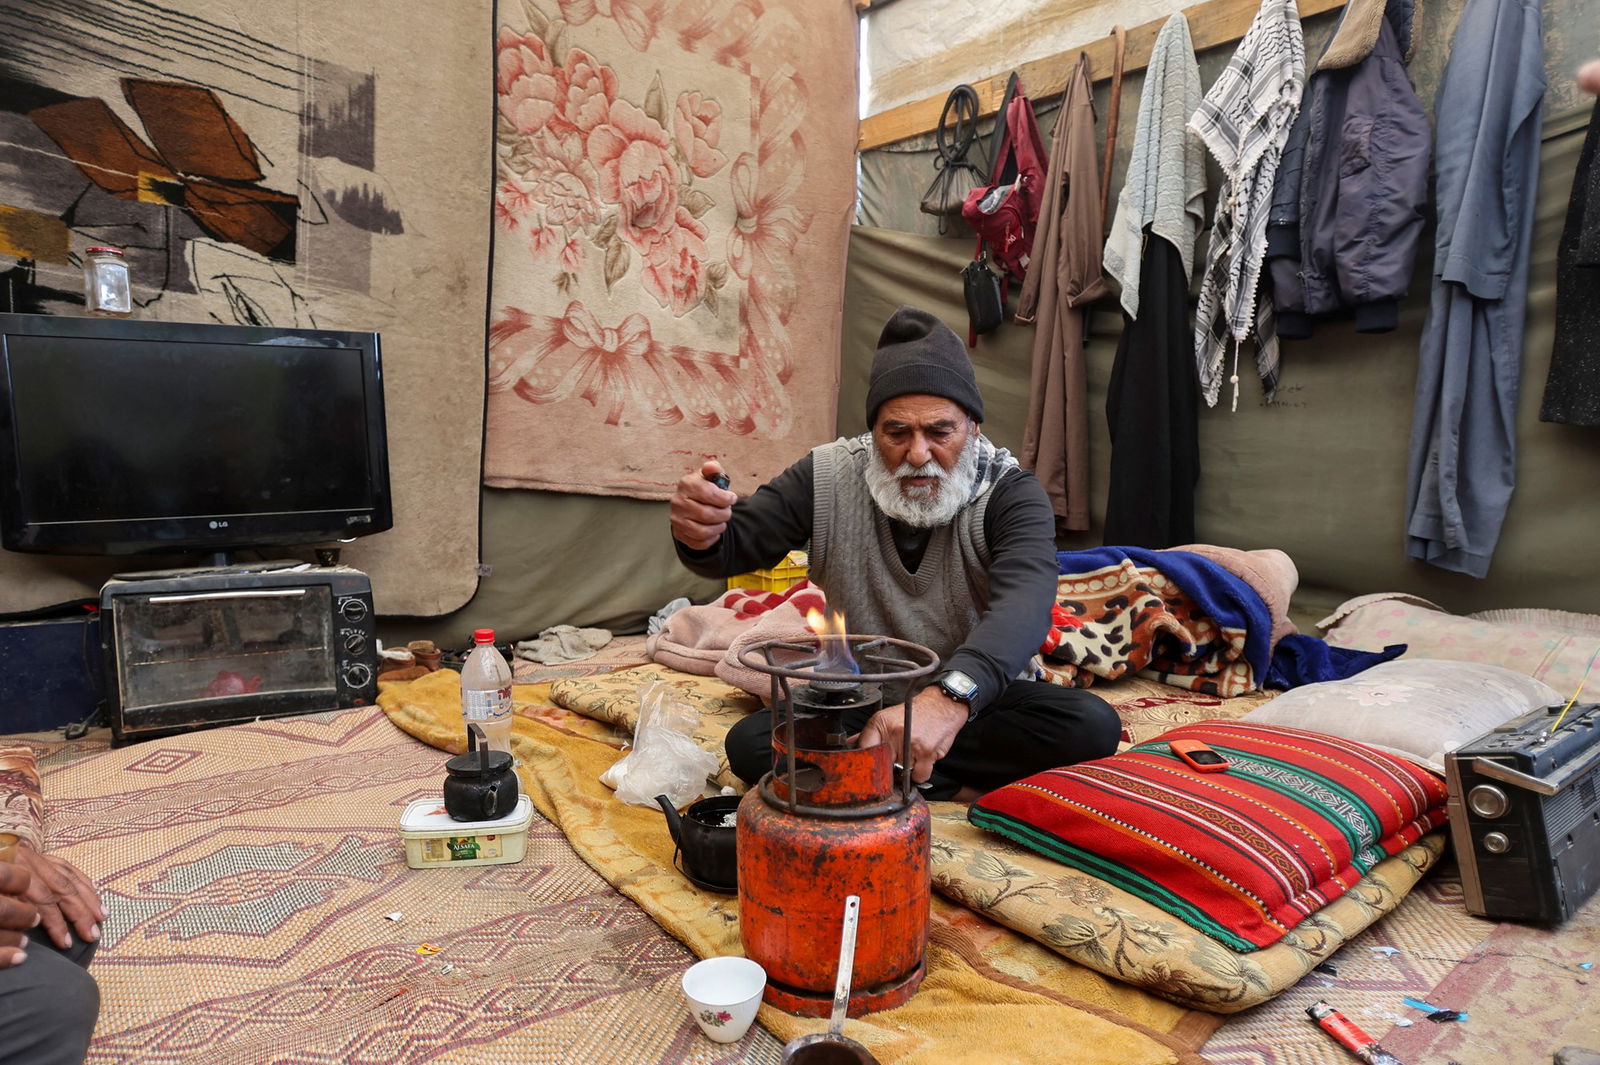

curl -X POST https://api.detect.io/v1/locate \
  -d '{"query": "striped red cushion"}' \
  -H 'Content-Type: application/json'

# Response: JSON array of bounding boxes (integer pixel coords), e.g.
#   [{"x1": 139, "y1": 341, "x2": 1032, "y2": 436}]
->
[{"x1": 967, "y1": 721, "x2": 1448, "y2": 951}]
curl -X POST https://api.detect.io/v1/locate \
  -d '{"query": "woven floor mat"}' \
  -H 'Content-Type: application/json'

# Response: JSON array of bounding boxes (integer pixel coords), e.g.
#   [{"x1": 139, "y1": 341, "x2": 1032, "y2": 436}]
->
[{"x1": 36, "y1": 706, "x2": 784, "y2": 1063}]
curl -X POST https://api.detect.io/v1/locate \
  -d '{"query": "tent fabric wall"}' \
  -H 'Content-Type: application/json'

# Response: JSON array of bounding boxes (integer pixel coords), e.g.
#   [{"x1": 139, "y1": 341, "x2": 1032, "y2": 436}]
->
[
  {"x1": 376, "y1": 487, "x2": 724, "y2": 649},
  {"x1": 383, "y1": 0, "x2": 1596, "y2": 645},
  {"x1": 845, "y1": 114, "x2": 1597, "y2": 621},
  {"x1": 848, "y1": 0, "x2": 1598, "y2": 623}
]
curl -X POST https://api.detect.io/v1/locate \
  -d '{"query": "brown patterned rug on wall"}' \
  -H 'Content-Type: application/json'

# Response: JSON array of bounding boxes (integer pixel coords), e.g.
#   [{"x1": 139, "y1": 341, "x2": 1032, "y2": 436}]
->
[
  {"x1": 0, "y1": 0, "x2": 491, "y2": 617},
  {"x1": 483, "y1": 0, "x2": 857, "y2": 499},
  {"x1": 40, "y1": 707, "x2": 783, "y2": 1064}
]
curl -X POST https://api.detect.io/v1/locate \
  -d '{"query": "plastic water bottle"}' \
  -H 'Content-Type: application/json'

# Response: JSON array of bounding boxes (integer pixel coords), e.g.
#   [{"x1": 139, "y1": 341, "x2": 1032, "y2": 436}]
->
[{"x1": 460, "y1": 628, "x2": 513, "y2": 759}]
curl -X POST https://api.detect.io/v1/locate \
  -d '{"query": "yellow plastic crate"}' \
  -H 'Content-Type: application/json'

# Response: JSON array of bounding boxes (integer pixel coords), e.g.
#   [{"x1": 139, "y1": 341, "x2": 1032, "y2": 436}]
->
[{"x1": 727, "y1": 549, "x2": 809, "y2": 592}]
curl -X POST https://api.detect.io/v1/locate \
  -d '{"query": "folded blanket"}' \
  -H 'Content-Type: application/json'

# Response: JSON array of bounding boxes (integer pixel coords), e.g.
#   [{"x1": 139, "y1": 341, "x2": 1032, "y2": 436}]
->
[
  {"x1": 1169, "y1": 543, "x2": 1298, "y2": 652},
  {"x1": 646, "y1": 606, "x2": 741, "y2": 675},
  {"x1": 1041, "y1": 557, "x2": 1201, "y2": 687},
  {"x1": 715, "y1": 603, "x2": 817, "y2": 699},
  {"x1": 1044, "y1": 547, "x2": 1273, "y2": 697},
  {"x1": 721, "y1": 578, "x2": 825, "y2": 620}
]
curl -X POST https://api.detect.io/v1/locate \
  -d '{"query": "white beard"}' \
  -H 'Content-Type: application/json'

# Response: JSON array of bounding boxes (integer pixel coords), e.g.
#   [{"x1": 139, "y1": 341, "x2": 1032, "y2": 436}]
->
[{"x1": 864, "y1": 434, "x2": 980, "y2": 528}]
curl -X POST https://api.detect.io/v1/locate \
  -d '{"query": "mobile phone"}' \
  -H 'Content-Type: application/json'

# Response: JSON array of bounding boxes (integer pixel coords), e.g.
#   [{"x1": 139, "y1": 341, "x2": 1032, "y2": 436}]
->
[{"x1": 1169, "y1": 739, "x2": 1230, "y2": 773}]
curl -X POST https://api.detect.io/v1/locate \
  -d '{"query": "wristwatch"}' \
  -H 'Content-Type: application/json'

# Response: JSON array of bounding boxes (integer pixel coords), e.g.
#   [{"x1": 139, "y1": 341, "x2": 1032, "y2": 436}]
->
[{"x1": 935, "y1": 670, "x2": 981, "y2": 721}]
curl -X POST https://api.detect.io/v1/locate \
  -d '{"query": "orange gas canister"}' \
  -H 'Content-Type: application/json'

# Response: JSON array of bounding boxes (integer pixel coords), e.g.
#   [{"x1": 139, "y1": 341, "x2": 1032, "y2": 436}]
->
[{"x1": 734, "y1": 635, "x2": 938, "y2": 1017}]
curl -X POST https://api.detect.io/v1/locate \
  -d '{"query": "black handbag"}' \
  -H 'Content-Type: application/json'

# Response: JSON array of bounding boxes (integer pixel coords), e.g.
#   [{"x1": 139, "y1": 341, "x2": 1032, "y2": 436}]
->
[
  {"x1": 919, "y1": 85, "x2": 988, "y2": 234},
  {"x1": 963, "y1": 254, "x2": 1004, "y2": 343}
]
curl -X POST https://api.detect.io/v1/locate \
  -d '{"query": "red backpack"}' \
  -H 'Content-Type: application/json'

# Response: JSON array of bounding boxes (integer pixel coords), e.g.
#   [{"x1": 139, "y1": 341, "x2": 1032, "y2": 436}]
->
[{"x1": 960, "y1": 87, "x2": 1048, "y2": 344}]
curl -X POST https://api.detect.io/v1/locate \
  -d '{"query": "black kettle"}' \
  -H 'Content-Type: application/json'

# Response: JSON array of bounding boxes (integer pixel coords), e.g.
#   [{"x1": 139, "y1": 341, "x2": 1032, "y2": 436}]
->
[
  {"x1": 443, "y1": 723, "x2": 519, "y2": 822},
  {"x1": 656, "y1": 793, "x2": 739, "y2": 893}
]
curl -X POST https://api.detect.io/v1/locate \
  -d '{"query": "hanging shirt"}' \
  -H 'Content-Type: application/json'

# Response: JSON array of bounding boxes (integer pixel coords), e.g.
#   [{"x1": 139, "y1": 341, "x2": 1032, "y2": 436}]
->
[{"x1": 1403, "y1": 0, "x2": 1545, "y2": 577}]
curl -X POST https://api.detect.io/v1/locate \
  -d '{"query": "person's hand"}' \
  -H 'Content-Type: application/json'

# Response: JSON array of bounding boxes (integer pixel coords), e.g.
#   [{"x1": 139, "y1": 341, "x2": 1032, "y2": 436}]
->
[
  {"x1": 669, "y1": 460, "x2": 736, "y2": 551},
  {"x1": 0, "y1": 860, "x2": 40, "y2": 969},
  {"x1": 1579, "y1": 59, "x2": 1600, "y2": 95},
  {"x1": 9, "y1": 844, "x2": 104, "y2": 951},
  {"x1": 855, "y1": 686, "x2": 968, "y2": 787}
]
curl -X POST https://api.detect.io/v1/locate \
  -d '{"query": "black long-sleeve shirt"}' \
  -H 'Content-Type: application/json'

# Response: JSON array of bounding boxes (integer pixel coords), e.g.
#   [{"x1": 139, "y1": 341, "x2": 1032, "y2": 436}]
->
[{"x1": 675, "y1": 450, "x2": 1058, "y2": 716}]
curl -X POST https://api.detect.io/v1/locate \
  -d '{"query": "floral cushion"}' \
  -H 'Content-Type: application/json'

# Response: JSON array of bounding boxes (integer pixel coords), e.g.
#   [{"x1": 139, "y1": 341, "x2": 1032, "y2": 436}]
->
[
  {"x1": 968, "y1": 721, "x2": 1449, "y2": 951},
  {"x1": 1241, "y1": 659, "x2": 1558, "y2": 773}
]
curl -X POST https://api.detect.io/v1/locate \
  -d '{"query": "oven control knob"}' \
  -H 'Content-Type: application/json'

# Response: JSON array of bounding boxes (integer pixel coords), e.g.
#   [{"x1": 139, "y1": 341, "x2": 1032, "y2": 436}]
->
[
  {"x1": 344, "y1": 633, "x2": 367, "y2": 655},
  {"x1": 1467, "y1": 784, "x2": 1510, "y2": 819},
  {"x1": 343, "y1": 661, "x2": 373, "y2": 689},
  {"x1": 1482, "y1": 831, "x2": 1511, "y2": 854},
  {"x1": 340, "y1": 598, "x2": 369, "y2": 622}
]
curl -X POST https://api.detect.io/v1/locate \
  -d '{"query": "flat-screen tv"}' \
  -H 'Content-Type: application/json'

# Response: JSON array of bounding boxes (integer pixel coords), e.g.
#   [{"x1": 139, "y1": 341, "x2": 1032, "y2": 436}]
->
[{"x1": 0, "y1": 313, "x2": 392, "y2": 558}]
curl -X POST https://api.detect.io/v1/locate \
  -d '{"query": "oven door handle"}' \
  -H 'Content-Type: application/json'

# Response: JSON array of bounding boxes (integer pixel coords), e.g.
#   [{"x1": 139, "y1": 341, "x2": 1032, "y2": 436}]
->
[{"x1": 144, "y1": 589, "x2": 308, "y2": 603}]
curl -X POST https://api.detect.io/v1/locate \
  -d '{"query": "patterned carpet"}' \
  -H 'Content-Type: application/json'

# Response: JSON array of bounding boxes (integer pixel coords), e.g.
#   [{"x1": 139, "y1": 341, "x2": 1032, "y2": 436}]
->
[
  {"x1": 29, "y1": 706, "x2": 785, "y2": 1064},
  {"x1": 12, "y1": 658, "x2": 1600, "y2": 1063}
]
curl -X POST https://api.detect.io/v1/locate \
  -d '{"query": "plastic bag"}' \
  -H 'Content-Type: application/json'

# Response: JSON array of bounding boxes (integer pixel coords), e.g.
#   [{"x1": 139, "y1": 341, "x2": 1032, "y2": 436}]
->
[{"x1": 605, "y1": 678, "x2": 719, "y2": 808}]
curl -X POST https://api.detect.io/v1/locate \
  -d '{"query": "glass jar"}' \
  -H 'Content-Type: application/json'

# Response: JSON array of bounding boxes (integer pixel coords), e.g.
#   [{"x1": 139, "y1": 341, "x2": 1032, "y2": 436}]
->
[{"x1": 83, "y1": 245, "x2": 132, "y2": 317}]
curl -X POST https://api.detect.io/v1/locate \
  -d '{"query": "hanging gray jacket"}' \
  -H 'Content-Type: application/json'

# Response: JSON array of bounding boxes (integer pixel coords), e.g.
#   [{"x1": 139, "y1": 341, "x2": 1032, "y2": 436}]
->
[{"x1": 1265, "y1": 0, "x2": 1430, "y2": 338}]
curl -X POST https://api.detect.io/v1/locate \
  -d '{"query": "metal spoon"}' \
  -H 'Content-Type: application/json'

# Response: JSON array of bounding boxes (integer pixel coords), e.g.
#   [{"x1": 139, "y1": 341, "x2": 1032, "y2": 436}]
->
[{"x1": 780, "y1": 894, "x2": 882, "y2": 1065}]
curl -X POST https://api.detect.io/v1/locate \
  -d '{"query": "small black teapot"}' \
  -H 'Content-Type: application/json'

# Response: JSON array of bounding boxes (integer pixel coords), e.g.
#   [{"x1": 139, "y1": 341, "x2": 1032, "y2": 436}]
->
[{"x1": 443, "y1": 723, "x2": 519, "y2": 822}]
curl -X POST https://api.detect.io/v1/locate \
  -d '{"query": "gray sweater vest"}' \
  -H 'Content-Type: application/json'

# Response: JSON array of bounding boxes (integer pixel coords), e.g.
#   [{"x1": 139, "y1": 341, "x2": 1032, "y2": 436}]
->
[{"x1": 808, "y1": 437, "x2": 996, "y2": 684}]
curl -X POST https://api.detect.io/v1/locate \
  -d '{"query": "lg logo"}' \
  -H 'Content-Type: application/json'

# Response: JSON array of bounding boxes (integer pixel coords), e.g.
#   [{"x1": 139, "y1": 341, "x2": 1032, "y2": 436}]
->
[{"x1": 208, "y1": 520, "x2": 230, "y2": 529}]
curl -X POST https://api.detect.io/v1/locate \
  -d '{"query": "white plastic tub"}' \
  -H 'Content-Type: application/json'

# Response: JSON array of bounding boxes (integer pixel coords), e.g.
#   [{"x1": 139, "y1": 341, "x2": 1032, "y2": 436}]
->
[{"x1": 400, "y1": 795, "x2": 533, "y2": 869}]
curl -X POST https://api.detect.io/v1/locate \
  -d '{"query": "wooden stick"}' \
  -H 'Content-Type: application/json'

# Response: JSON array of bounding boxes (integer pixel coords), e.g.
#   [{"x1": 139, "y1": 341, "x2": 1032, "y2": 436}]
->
[
  {"x1": 858, "y1": 0, "x2": 1344, "y2": 151},
  {"x1": 1099, "y1": 25, "x2": 1127, "y2": 225}
]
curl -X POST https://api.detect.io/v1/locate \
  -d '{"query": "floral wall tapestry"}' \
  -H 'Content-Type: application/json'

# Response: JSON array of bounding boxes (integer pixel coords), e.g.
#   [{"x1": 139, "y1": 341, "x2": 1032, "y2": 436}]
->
[
  {"x1": 0, "y1": 1, "x2": 491, "y2": 617},
  {"x1": 485, "y1": 0, "x2": 858, "y2": 498}
]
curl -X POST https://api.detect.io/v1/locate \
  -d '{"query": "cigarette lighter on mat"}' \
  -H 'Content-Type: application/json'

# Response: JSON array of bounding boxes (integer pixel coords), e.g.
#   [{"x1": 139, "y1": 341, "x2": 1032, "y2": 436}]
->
[{"x1": 1305, "y1": 1001, "x2": 1406, "y2": 1065}]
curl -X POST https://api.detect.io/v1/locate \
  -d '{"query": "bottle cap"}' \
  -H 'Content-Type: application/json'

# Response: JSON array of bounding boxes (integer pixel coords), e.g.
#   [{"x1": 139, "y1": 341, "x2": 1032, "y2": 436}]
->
[
  {"x1": 85, "y1": 246, "x2": 125, "y2": 255},
  {"x1": 472, "y1": 628, "x2": 495, "y2": 644}
]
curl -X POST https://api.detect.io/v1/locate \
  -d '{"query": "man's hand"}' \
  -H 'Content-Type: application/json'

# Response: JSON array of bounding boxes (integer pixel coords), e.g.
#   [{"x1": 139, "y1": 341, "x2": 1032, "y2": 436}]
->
[
  {"x1": 0, "y1": 861, "x2": 40, "y2": 968},
  {"x1": 669, "y1": 460, "x2": 737, "y2": 551},
  {"x1": 1580, "y1": 59, "x2": 1600, "y2": 96},
  {"x1": 10, "y1": 844, "x2": 104, "y2": 951},
  {"x1": 855, "y1": 686, "x2": 968, "y2": 787}
]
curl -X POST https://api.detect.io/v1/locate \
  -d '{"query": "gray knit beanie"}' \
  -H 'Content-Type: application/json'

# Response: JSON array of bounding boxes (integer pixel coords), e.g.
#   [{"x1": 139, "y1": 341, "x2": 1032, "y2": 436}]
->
[{"x1": 864, "y1": 306, "x2": 984, "y2": 427}]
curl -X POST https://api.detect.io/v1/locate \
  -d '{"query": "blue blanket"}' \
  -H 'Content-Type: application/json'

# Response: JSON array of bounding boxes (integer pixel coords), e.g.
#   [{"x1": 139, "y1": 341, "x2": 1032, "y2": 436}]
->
[{"x1": 1264, "y1": 635, "x2": 1406, "y2": 689}]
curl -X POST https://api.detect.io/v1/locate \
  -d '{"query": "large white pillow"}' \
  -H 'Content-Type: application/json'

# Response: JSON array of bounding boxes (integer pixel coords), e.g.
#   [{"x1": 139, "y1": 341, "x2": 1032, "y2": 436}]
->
[{"x1": 1241, "y1": 660, "x2": 1560, "y2": 774}]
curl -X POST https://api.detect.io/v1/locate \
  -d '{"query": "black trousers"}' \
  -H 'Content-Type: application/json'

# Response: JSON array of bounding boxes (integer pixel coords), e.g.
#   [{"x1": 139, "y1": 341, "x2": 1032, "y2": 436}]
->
[
  {"x1": 725, "y1": 679, "x2": 1121, "y2": 800},
  {"x1": 0, "y1": 933, "x2": 99, "y2": 1065}
]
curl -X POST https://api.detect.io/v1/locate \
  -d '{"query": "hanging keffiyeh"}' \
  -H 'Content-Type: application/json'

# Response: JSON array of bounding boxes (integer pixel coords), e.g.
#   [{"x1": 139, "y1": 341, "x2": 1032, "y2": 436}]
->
[{"x1": 1188, "y1": 0, "x2": 1305, "y2": 410}]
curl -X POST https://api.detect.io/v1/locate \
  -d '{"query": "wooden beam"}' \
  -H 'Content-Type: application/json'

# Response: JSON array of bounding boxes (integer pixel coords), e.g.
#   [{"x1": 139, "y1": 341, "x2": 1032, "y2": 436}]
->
[{"x1": 857, "y1": 0, "x2": 1344, "y2": 151}]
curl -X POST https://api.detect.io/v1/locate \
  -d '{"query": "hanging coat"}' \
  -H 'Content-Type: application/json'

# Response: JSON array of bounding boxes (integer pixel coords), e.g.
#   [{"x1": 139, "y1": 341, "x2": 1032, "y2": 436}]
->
[
  {"x1": 1403, "y1": 0, "x2": 1544, "y2": 578},
  {"x1": 1102, "y1": 14, "x2": 1206, "y2": 548},
  {"x1": 1015, "y1": 53, "x2": 1107, "y2": 533},
  {"x1": 1538, "y1": 101, "x2": 1600, "y2": 426},
  {"x1": 1105, "y1": 238, "x2": 1200, "y2": 547}
]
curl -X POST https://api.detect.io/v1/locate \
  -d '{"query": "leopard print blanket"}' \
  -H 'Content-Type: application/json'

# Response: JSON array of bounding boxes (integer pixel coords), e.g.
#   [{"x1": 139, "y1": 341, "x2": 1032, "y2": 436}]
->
[{"x1": 1038, "y1": 557, "x2": 1259, "y2": 697}]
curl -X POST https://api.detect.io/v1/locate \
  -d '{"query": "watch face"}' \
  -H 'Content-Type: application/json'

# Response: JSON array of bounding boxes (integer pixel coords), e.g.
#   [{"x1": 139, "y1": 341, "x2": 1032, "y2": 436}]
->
[{"x1": 940, "y1": 672, "x2": 978, "y2": 701}]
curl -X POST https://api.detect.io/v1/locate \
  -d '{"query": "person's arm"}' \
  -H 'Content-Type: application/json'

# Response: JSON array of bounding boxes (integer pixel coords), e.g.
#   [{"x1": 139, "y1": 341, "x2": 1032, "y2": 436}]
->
[
  {"x1": 0, "y1": 745, "x2": 44, "y2": 853},
  {"x1": 672, "y1": 454, "x2": 816, "y2": 579},
  {"x1": 942, "y1": 469, "x2": 1058, "y2": 717},
  {"x1": 0, "y1": 745, "x2": 104, "y2": 951}
]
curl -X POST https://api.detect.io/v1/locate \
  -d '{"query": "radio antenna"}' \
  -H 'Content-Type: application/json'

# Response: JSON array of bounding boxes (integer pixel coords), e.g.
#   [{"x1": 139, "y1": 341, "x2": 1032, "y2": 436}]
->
[{"x1": 1548, "y1": 645, "x2": 1600, "y2": 736}]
